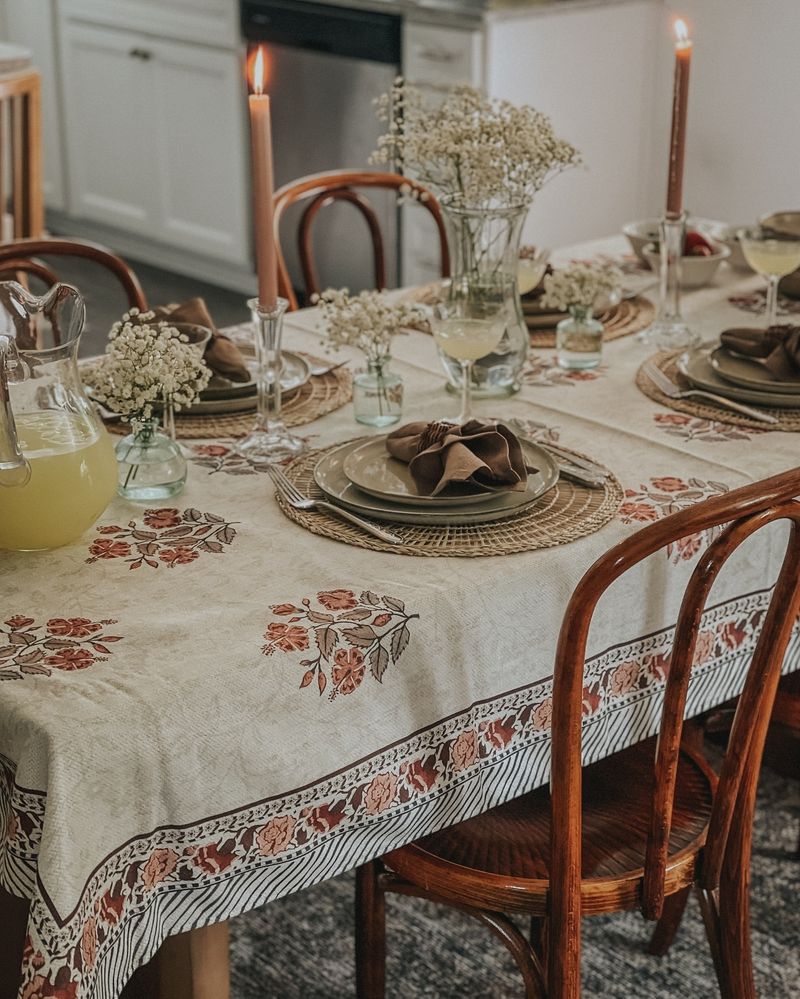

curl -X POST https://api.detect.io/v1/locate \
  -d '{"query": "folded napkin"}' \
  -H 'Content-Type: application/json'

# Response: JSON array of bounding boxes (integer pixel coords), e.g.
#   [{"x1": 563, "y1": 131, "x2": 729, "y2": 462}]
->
[
  {"x1": 720, "y1": 325, "x2": 800, "y2": 382},
  {"x1": 152, "y1": 298, "x2": 250, "y2": 383},
  {"x1": 386, "y1": 419, "x2": 531, "y2": 496}
]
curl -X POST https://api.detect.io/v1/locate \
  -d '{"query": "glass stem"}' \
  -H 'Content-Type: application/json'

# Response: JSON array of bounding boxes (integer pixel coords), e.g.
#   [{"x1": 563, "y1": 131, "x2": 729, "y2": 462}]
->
[
  {"x1": 252, "y1": 301, "x2": 287, "y2": 433},
  {"x1": 658, "y1": 213, "x2": 685, "y2": 323},
  {"x1": 766, "y1": 275, "x2": 780, "y2": 328},
  {"x1": 459, "y1": 360, "x2": 473, "y2": 423}
]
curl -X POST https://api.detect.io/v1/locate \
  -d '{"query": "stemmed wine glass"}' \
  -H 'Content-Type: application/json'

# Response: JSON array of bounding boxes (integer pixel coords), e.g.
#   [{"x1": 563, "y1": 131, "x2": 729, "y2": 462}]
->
[
  {"x1": 432, "y1": 306, "x2": 505, "y2": 423},
  {"x1": 738, "y1": 226, "x2": 800, "y2": 328}
]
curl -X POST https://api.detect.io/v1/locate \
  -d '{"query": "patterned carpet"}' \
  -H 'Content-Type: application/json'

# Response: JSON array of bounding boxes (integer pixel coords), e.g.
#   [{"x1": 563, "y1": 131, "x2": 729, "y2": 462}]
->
[{"x1": 229, "y1": 762, "x2": 799, "y2": 998}]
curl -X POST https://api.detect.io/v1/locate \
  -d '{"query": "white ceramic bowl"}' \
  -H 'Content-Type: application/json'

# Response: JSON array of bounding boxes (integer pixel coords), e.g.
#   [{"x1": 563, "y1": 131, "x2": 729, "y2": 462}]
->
[
  {"x1": 622, "y1": 216, "x2": 728, "y2": 264},
  {"x1": 699, "y1": 222, "x2": 751, "y2": 271},
  {"x1": 622, "y1": 219, "x2": 661, "y2": 262},
  {"x1": 642, "y1": 241, "x2": 731, "y2": 288}
]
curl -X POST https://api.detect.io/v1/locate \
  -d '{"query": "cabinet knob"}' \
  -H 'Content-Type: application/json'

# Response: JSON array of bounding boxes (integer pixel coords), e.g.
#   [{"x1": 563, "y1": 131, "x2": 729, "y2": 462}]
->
[{"x1": 129, "y1": 48, "x2": 153, "y2": 61}]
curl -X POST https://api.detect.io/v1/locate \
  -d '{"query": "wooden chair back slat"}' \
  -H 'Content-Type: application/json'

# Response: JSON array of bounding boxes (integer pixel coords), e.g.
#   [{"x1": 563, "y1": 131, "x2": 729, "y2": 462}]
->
[
  {"x1": 273, "y1": 170, "x2": 450, "y2": 311},
  {"x1": 548, "y1": 467, "x2": 800, "y2": 998},
  {"x1": 0, "y1": 72, "x2": 43, "y2": 242},
  {"x1": 0, "y1": 238, "x2": 147, "y2": 347},
  {"x1": 299, "y1": 188, "x2": 387, "y2": 300}
]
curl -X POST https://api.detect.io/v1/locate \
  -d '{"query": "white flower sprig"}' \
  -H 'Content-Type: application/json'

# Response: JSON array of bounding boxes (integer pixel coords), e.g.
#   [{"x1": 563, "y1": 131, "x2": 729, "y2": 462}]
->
[
  {"x1": 315, "y1": 289, "x2": 426, "y2": 361},
  {"x1": 372, "y1": 80, "x2": 581, "y2": 209},
  {"x1": 540, "y1": 263, "x2": 621, "y2": 312},
  {"x1": 91, "y1": 309, "x2": 211, "y2": 420}
]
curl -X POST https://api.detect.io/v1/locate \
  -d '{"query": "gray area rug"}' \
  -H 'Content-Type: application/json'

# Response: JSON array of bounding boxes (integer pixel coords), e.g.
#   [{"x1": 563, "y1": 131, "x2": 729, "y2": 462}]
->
[{"x1": 229, "y1": 765, "x2": 799, "y2": 997}]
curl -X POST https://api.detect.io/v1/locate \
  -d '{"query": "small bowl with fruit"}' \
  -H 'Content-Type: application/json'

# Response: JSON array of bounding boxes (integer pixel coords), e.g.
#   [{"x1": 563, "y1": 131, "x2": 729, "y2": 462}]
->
[{"x1": 643, "y1": 230, "x2": 731, "y2": 288}]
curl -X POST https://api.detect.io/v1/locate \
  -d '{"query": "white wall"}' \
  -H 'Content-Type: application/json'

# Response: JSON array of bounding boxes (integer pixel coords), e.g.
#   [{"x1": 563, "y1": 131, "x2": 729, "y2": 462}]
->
[
  {"x1": 486, "y1": 0, "x2": 662, "y2": 248},
  {"x1": 659, "y1": 0, "x2": 800, "y2": 226}
]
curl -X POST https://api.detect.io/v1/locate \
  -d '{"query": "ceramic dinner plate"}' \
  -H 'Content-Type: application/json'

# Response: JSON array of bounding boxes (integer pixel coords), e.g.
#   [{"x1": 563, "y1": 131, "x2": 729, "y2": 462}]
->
[
  {"x1": 341, "y1": 437, "x2": 506, "y2": 508},
  {"x1": 314, "y1": 438, "x2": 559, "y2": 526},
  {"x1": 709, "y1": 346, "x2": 800, "y2": 395},
  {"x1": 181, "y1": 351, "x2": 311, "y2": 414},
  {"x1": 680, "y1": 347, "x2": 800, "y2": 409}
]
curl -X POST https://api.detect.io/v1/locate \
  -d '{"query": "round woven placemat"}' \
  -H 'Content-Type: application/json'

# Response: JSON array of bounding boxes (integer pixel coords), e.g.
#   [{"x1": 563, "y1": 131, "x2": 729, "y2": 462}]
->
[
  {"x1": 274, "y1": 440, "x2": 624, "y2": 558},
  {"x1": 104, "y1": 359, "x2": 352, "y2": 440},
  {"x1": 636, "y1": 351, "x2": 800, "y2": 432},
  {"x1": 528, "y1": 295, "x2": 655, "y2": 347}
]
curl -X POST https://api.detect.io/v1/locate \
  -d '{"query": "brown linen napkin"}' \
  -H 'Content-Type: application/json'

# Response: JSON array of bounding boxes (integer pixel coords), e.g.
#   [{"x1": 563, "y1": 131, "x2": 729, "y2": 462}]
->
[
  {"x1": 720, "y1": 325, "x2": 800, "y2": 382},
  {"x1": 386, "y1": 419, "x2": 531, "y2": 496},
  {"x1": 152, "y1": 298, "x2": 251, "y2": 383}
]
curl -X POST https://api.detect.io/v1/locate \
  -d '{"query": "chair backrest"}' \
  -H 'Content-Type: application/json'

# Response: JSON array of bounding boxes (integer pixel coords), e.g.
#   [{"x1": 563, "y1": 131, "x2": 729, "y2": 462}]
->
[
  {"x1": 548, "y1": 467, "x2": 800, "y2": 997},
  {"x1": 273, "y1": 170, "x2": 450, "y2": 311},
  {"x1": 0, "y1": 237, "x2": 147, "y2": 346},
  {"x1": 0, "y1": 70, "x2": 44, "y2": 241}
]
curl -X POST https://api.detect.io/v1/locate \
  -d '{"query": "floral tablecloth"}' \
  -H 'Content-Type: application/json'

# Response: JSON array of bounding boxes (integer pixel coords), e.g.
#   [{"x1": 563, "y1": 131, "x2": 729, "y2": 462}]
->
[{"x1": 1, "y1": 237, "x2": 798, "y2": 998}]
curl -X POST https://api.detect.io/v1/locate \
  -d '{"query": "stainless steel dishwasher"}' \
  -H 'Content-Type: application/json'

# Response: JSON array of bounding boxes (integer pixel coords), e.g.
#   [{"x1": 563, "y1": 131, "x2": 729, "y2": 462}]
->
[{"x1": 241, "y1": 0, "x2": 402, "y2": 299}]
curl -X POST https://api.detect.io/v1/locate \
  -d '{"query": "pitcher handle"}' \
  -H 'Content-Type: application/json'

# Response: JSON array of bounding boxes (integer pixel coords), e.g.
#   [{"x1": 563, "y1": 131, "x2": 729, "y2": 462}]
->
[{"x1": 0, "y1": 334, "x2": 31, "y2": 487}]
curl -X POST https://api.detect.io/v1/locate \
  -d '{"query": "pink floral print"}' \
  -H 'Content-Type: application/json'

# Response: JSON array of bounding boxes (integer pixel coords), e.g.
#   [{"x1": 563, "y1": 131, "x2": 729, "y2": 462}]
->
[
  {"x1": 521, "y1": 355, "x2": 606, "y2": 388},
  {"x1": 653, "y1": 412, "x2": 767, "y2": 443},
  {"x1": 0, "y1": 617, "x2": 123, "y2": 680},
  {"x1": 87, "y1": 508, "x2": 238, "y2": 569},
  {"x1": 619, "y1": 476, "x2": 729, "y2": 562},
  {"x1": 262, "y1": 590, "x2": 418, "y2": 699}
]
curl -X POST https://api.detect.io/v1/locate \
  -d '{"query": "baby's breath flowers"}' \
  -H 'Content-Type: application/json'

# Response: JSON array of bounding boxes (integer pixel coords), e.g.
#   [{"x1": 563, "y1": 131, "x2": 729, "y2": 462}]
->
[
  {"x1": 372, "y1": 80, "x2": 581, "y2": 209},
  {"x1": 540, "y1": 263, "x2": 621, "y2": 312},
  {"x1": 314, "y1": 289, "x2": 426, "y2": 362},
  {"x1": 92, "y1": 309, "x2": 211, "y2": 420}
]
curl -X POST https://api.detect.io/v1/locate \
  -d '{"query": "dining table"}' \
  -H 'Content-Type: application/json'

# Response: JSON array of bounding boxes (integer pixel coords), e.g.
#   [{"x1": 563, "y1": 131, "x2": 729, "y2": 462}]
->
[{"x1": 1, "y1": 235, "x2": 798, "y2": 999}]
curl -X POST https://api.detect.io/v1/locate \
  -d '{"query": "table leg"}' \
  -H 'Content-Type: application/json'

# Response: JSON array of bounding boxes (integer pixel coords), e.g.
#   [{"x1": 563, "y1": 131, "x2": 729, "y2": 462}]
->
[
  {"x1": 122, "y1": 921, "x2": 230, "y2": 999},
  {"x1": 0, "y1": 888, "x2": 29, "y2": 999}
]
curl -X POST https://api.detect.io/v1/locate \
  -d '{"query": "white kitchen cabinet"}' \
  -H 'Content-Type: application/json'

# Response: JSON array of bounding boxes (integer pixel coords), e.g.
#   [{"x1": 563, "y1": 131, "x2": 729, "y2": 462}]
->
[
  {"x1": 59, "y1": 17, "x2": 249, "y2": 265},
  {"x1": 4, "y1": 0, "x2": 66, "y2": 210},
  {"x1": 400, "y1": 20, "x2": 482, "y2": 287}
]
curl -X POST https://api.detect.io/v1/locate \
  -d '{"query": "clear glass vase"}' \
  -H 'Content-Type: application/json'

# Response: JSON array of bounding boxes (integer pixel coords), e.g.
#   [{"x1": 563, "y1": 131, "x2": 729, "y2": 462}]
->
[
  {"x1": 353, "y1": 356, "x2": 403, "y2": 427},
  {"x1": 556, "y1": 305, "x2": 604, "y2": 370},
  {"x1": 439, "y1": 200, "x2": 529, "y2": 398},
  {"x1": 115, "y1": 416, "x2": 187, "y2": 500}
]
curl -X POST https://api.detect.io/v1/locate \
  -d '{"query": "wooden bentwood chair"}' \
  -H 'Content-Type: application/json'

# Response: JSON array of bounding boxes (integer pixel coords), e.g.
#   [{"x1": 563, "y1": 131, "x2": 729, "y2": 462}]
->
[
  {"x1": 272, "y1": 170, "x2": 450, "y2": 311},
  {"x1": 0, "y1": 237, "x2": 147, "y2": 345},
  {"x1": 0, "y1": 70, "x2": 44, "y2": 242},
  {"x1": 356, "y1": 468, "x2": 800, "y2": 999}
]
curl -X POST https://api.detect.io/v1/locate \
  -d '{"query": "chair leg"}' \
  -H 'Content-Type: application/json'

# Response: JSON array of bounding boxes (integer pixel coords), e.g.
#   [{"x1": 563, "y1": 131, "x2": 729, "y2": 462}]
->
[
  {"x1": 355, "y1": 862, "x2": 386, "y2": 999},
  {"x1": 470, "y1": 910, "x2": 545, "y2": 999},
  {"x1": 715, "y1": 861, "x2": 757, "y2": 999},
  {"x1": 647, "y1": 885, "x2": 691, "y2": 956}
]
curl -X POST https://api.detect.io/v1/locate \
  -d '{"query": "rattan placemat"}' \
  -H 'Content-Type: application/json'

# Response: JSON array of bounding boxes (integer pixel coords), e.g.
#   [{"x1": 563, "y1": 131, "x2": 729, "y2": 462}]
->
[
  {"x1": 528, "y1": 295, "x2": 655, "y2": 346},
  {"x1": 274, "y1": 440, "x2": 623, "y2": 558},
  {"x1": 636, "y1": 351, "x2": 800, "y2": 432},
  {"x1": 103, "y1": 358, "x2": 352, "y2": 440}
]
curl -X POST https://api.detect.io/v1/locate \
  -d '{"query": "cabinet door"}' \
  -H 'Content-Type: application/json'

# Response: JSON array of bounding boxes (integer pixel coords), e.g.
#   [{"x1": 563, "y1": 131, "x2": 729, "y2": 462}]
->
[
  {"x1": 60, "y1": 20, "x2": 158, "y2": 232},
  {"x1": 149, "y1": 40, "x2": 249, "y2": 265}
]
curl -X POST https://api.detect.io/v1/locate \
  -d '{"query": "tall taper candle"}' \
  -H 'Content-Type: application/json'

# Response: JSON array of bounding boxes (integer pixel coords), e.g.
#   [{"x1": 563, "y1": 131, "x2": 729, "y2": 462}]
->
[
  {"x1": 248, "y1": 46, "x2": 278, "y2": 311},
  {"x1": 666, "y1": 18, "x2": 692, "y2": 218}
]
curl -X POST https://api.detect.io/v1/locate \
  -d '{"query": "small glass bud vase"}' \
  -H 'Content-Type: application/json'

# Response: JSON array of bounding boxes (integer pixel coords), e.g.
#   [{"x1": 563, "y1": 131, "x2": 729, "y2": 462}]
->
[
  {"x1": 353, "y1": 356, "x2": 403, "y2": 427},
  {"x1": 115, "y1": 416, "x2": 187, "y2": 500},
  {"x1": 556, "y1": 305, "x2": 604, "y2": 370}
]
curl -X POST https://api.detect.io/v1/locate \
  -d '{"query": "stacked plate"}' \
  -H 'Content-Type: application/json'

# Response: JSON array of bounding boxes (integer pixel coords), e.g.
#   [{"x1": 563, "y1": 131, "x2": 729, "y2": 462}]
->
[
  {"x1": 312, "y1": 435, "x2": 560, "y2": 527},
  {"x1": 680, "y1": 343, "x2": 800, "y2": 409},
  {"x1": 187, "y1": 351, "x2": 311, "y2": 415}
]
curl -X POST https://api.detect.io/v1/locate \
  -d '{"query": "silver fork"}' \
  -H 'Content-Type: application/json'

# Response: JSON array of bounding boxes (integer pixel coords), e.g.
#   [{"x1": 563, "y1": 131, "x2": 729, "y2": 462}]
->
[
  {"x1": 308, "y1": 359, "x2": 349, "y2": 377},
  {"x1": 268, "y1": 465, "x2": 403, "y2": 545},
  {"x1": 643, "y1": 361, "x2": 779, "y2": 425}
]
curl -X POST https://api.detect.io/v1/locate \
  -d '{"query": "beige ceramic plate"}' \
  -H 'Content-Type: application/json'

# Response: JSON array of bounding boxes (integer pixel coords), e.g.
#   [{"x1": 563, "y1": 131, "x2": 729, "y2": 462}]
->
[
  {"x1": 314, "y1": 439, "x2": 559, "y2": 526},
  {"x1": 680, "y1": 347, "x2": 800, "y2": 409},
  {"x1": 196, "y1": 351, "x2": 311, "y2": 402},
  {"x1": 709, "y1": 346, "x2": 800, "y2": 395},
  {"x1": 342, "y1": 436, "x2": 507, "y2": 508}
]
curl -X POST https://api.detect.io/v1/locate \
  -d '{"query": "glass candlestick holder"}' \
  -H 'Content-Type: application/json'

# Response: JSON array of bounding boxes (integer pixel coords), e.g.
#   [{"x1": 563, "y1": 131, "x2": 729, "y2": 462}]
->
[
  {"x1": 638, "y1": 211, "x2": 700, "y2": 350},
  {"x1": 236, "y1": 297, "x2": 305, "y2": 462}
]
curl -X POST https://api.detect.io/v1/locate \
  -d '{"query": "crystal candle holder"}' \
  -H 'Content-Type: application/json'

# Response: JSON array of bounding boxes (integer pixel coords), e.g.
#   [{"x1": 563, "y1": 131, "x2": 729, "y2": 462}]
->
[
  {"x1": 236, "y1": 297, "x2": 305, "y2": 462},
  {"x1": 638, "y1": 211, "x2": 700, "y2": 350}
]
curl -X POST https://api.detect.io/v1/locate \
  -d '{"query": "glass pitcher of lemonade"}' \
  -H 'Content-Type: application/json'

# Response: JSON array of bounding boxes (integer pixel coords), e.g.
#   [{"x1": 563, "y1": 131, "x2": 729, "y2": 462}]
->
[{"x1": 0, "y1": 282, "x2": 117, "y2": 551}]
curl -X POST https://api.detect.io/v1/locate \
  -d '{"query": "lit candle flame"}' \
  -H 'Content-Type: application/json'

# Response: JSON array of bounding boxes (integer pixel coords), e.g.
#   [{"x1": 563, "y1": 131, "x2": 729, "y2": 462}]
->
[
  {"x1": 674, "y1": 18, "x2": 691, "y2": 50},
  {"x1": 249, "y1": 45, "x2": 267, "y2": 96}
]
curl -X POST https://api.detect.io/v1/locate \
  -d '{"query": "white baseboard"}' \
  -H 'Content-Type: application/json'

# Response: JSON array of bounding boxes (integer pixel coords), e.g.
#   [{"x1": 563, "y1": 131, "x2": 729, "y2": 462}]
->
[{"x1": 45, "y1": 211, "x2": 258, "y2": 296}]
